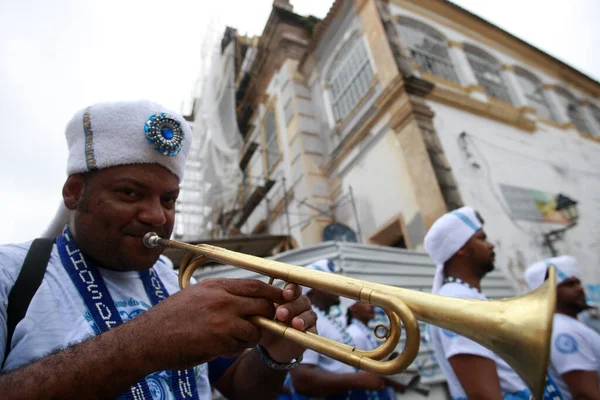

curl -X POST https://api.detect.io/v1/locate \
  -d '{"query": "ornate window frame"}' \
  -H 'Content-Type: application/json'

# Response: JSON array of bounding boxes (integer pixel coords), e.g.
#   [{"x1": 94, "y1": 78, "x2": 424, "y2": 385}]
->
[
  {"x1": 514, "y1": 67, "x2": 555, "y2": 121},
  {"x1": 463, "y1": 44, "x2": 513, "y2": 104},
  {"x1": 322, "y1": 29, "x2": 375, "y2": 125},
  {"x1": 395, "y1": 16, "x2": 459, "y2": 84},
  {"x1": 555, "y1": 87, "x2": 591, "y2": 134}
]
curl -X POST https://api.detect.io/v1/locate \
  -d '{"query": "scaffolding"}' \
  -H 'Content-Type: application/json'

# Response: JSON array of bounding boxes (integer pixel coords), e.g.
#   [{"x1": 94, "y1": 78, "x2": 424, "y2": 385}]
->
[
  {"x1": 175, "y1": 22, "x2": 362, "y2": 245},
  {"x1": 175, "y1": 20, "x2": 243, "y2": 241}
]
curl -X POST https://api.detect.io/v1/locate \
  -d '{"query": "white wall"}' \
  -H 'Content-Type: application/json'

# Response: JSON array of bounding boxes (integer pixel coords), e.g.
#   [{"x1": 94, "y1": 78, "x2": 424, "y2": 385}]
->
[
  {"x1": 338, "y1": 124, "x2": 421, "y2": 243},
  {"x1": 429, "y1": 101, "x2": 600, "y2": 290}
]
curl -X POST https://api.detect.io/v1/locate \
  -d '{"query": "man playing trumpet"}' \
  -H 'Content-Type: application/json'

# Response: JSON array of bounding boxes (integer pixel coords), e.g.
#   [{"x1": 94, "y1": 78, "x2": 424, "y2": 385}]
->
[{"x1": 0, "y1": 100, "x2": 317, "y2": 399}]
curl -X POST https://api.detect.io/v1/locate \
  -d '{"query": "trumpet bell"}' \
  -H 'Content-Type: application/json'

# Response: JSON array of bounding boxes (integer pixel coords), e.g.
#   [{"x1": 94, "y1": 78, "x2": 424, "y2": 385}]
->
[{"x1": 365, "y1": 270, "x2": 556, "y2": 399}]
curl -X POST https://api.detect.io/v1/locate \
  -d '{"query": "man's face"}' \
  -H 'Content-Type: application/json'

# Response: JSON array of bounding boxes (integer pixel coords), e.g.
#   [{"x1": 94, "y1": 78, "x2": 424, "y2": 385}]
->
[
  {"x1": 349, "y1": 302, "x2": 375, "y2": 322},
  {"x1": 69, "y1": 164, "x2": 179, "y2": 271},
  {"x1": 557, "y1": 277, "x2": 587, "y2": 314},
  {"x1": 463, "y1": 229, "x2": 496, "y2": 275},
  {"x1": 311, "y1": 288, "x2": 340, "y2": 309}
]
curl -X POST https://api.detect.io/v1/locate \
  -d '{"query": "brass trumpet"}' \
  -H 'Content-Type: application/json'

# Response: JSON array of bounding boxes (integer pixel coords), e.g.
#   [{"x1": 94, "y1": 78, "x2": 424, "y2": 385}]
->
[{"x1": 143, "y1": 233, "x2": 556, "y2": 400}]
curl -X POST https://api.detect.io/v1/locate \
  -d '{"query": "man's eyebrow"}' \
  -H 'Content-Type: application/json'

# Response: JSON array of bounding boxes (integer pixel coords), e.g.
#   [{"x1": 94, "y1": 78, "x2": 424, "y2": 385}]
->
[
  {"x1": 114, "y1": 178, "x2": 179, "y2": 194},
  {"x1": 115, "y1": 178, "x2": 146, "y2": 188}
]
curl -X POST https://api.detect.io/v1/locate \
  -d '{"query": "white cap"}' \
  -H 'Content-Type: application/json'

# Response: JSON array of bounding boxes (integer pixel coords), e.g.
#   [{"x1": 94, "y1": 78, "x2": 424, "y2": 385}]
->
[
  {"x1": 424, "y1": 206, "x2": 482, "y2": 294},
  {"x1": 524, "y1": 255, "x2": 581, "y2": 290},
  {"x1": 42, "y1": 100, "x2": 192, "y2": 239},
  {"x1": 66, "y1": 100, "x2": 192, "y2": 180}
]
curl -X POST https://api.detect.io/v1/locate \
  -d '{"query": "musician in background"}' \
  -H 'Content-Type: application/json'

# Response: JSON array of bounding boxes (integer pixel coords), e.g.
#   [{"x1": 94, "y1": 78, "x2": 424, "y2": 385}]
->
[
  {"x1": 423, "y1": 206, "x2": 560, "y2": 400},
  {"x1": 290, "y1": 259, "x2": 389, "y2": 400},
  {"x1": 0, "y1": 100, "x2": 316, "y2": 399},
  {"x1": 525, "y1": 256, "x2": 600, "y2": 400}
]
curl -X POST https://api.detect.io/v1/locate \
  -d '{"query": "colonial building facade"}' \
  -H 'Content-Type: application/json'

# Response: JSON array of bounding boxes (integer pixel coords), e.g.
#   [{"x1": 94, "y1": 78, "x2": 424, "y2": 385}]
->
[
  {"x1": 177, "y1": 1, "x2": 600, "y2": 395},
  {"x1": 191, "y1": 0, "x2": 600, "y2": 292},
  {"x1": 207, "y1": 0, "x2": 600, "y2": 293}
]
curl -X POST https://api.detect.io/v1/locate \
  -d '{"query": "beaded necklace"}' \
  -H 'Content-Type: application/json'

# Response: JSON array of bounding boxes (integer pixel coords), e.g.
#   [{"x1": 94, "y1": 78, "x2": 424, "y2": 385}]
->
[{"x1": 443, "y1": 276, "x2": 486, "y2": 297}]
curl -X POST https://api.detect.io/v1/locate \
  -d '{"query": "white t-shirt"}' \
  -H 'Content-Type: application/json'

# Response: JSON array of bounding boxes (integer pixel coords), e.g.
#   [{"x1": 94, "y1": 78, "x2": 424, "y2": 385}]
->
[
  {"x1": 430, "y1": 282, "x2": 530, "y2": 400},
  {"x1": 549, "y1": 313, "x2": 600, "y2": 400},
  {"x1": 301, "y1": 306, "x2": 356, "y2": 375},
  {"x1": 347, "y1": 320, "x2": 378, "y2": 353},
  {"x1": 0, "y1": 241, "x2": 211, "y2": 400}
]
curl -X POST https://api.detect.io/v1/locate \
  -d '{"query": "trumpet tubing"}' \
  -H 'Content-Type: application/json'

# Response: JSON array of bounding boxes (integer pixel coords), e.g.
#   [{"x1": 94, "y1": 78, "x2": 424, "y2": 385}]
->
[{"x1": 143, "y1": 233, "x2": 555, "y2": 400}]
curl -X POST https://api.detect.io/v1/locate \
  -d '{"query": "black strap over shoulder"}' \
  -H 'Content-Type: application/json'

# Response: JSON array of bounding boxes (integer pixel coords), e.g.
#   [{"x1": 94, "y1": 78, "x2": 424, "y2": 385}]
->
[{"x1": 3, "y1": 238, "x2": 54, "y2": 368}]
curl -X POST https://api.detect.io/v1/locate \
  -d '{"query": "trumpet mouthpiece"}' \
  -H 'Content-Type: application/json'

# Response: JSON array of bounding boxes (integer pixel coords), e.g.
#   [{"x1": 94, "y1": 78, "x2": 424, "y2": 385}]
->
[{"x1": 143, "y1": 232, "x2": 160, "y2": 248}]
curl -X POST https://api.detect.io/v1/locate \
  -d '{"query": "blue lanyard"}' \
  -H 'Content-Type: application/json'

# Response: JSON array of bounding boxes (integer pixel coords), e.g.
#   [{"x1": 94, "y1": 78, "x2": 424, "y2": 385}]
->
[{"x1": 57, "y1": 226, "x2": 198, "y2": 400}]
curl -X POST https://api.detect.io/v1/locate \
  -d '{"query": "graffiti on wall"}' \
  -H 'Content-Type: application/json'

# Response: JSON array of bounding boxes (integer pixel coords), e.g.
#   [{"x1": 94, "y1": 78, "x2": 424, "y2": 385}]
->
[{"x1": 500, "y1": 184, "x2": 570, "y2": 224}]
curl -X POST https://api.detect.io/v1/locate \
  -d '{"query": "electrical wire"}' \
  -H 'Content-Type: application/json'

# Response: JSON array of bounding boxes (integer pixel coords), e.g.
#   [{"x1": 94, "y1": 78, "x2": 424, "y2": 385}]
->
[
  {"x1": 467, "y1": 133, "x2": 600, "y2": 178},
  {"x1": 462, "y1": 132, "x2": 544, "y2": 237}
]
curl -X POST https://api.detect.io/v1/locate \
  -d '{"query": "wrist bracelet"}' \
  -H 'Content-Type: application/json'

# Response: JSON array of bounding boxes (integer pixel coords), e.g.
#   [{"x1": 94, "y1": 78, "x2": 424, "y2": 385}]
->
[{"x1": 254, "y1": 345, "x2": 303, "y2": 370}]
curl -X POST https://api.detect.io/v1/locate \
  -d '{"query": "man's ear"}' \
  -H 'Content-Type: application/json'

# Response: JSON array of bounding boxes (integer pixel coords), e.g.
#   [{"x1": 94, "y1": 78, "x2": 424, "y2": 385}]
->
[
  {"x1": 455, "y1": 242, "x2": 471, "y2": 257},
  {"x1": 63, "y1": 175, "x2": 86, "y2": 210}
]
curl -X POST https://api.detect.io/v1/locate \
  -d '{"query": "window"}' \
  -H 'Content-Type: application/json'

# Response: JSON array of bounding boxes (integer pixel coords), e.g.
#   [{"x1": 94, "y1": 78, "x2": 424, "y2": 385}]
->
[
  {"x1": 263, "y1": 108, "x2": 280, "y2": 174},
  {"x1": 396, "y1": 17, "x2": 459, "y2": 83},
  {"x1": 514, "y1": 68, "x2": 555, "y2": 121},
  {"x1": 327, "y1": 33, "x2": 374, "y2": 122},
  {"x1": 464, "y1": 45, "x2": 513, "y2": 104},
  {"x1": 555, "y1": 87, "x2": 590, "y2": 133}
]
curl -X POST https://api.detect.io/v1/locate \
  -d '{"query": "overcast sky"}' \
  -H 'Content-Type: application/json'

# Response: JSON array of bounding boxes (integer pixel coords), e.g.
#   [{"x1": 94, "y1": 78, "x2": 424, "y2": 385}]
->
[{"x1": 0, "y1": 0, "x2": 598, "y2": 245}]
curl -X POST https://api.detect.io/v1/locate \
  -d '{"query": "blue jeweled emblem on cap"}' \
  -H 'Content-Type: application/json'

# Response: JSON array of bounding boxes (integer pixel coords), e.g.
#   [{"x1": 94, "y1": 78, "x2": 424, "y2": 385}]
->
[{"x1": 144, "y1": 113, "x2": 184, "y2": 156}]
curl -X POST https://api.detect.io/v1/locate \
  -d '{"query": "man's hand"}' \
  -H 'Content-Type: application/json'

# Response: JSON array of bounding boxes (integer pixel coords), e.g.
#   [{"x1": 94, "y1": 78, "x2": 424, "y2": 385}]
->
[
  {"x1": 0, "y1": 278, "x2": 315, "y2": 400},
  {"x1": 258, "y1": 283, "x2": 317, "y2": 363},
  {"x1": 137, "y1": 278, "x2": 306, "y2": 370},
  {"x1": 1, "y1": 278, "x2": 284, "y2": 400}
]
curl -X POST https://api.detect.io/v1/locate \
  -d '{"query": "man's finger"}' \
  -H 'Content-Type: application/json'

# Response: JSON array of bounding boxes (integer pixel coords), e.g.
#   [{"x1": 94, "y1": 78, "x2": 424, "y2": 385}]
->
[
  {"x1": 275, "y1": 294, "x2": 311, "y2": 322},
  {"x1": 231, "y1": 318, "x2": 263, "y2": 347},
  {"x1": 290, "y1": 309, "x2": 317, "y2": 331},
  {"x1": 282, "y1": 283, "x2": 301, "y2": 301},
  {"x1": 234, "y1": 295, "x2": 276, "y2": 319},
  {"x1": 219, "y1": 278, "x2": 285, "y2": 303}
]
